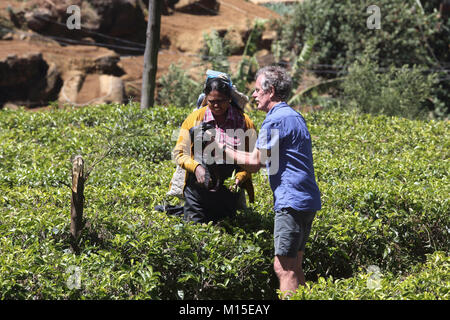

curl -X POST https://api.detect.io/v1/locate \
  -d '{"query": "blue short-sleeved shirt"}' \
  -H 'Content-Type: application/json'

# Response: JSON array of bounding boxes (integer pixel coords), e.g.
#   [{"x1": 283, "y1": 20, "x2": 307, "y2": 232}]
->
[{"x1": 256, "y1": 102, "x2": 321, "y2": 212}]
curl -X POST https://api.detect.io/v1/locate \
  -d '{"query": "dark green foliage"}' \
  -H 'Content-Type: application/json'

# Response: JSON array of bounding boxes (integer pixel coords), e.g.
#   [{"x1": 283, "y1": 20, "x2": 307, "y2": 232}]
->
[
  {"x1": 274, "y1": 0, "x2": 449, "y2": 117},
  {"x1": 156, "y1": 64, "x2": 203, "y2": 108},
  {"x1": 0, "y1": 104, "x2": 448, "y2": 299},
  {"x1": 291, "y1": 251, "x2": 449, "y2": 300},
  {"x1": 200, "y1": 30, "x2": 231, "y2": 74},
  {"x1": 277, "y1": 0, "x2": 443, "y2": 71},
  {"x1": 306, "y1": 111, "x2": 449, "y2": 281},
  {"x1": 341, "y1": 49, "x2": 436, "y2": 119}
]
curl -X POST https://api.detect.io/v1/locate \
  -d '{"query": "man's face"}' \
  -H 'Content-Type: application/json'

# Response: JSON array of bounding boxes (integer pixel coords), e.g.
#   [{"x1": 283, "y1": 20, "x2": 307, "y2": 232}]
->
[{"x1": 252, "y1": 75, "x2": 272, "y2": 113}]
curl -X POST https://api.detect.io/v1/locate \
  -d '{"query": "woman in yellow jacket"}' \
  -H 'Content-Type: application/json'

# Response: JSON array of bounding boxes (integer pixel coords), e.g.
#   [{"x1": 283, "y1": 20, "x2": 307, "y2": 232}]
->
[{"x1": 173, "y1": 76, "x2": 256, "y2": 223}]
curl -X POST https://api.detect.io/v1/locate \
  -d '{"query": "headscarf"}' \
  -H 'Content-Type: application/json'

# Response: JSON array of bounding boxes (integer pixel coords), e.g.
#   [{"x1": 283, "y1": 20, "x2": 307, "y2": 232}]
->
[{"x1": 196, "y1": 70, "x2": 249, "y2": 111}]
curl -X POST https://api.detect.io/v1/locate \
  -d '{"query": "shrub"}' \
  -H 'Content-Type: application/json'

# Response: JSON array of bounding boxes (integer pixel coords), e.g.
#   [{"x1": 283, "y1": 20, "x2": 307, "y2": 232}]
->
[
  {"x1": 274, "y1": 0, "x2": 449, "y2": 117},
  {"x1": 341, "y1": 49, "x2": 436, "y2": 119},
  {"x1": 200, "y1": 30, "x2": 231, "y2": 74},
  {"x1": 156, "y1": 64, "x2": 202, "y2": 108},
  {"x1": 262, "y1": 2, "x2": 295, "y2": 16},
  {"x1": 277, "y1": 0, "x2": 443, "y2": 71}
]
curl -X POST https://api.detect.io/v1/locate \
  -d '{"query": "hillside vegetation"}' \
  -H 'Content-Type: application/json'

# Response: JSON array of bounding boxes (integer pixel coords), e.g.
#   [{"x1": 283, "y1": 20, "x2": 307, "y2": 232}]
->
[{"x1": 0, "y1": 103, "x2": 448, "y2": 299}]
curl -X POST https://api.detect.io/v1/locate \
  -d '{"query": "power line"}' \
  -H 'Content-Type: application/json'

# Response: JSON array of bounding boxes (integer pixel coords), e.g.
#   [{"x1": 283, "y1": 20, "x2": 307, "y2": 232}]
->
[
  {"x1": 179, "y1": 0, "x2": 268, "y2": 19},
  {"x1": 218, "y1": 0, "x2": 266, "y2": 19},
  {"x1": 2, "y1": 27, "x2": 449, "y2": 78},
  {"x1": 8, "y1": 5, "x2": 449, "y2": 74},
  {"x1": 33, "y1": 14, "x2": 146, "y2": 48},
  {"x1": 44, "y1": 34, "x2": 145, "y2": 52},
  {"x1": 1, "y1": 25, "x2": 145, "y2": 53}
]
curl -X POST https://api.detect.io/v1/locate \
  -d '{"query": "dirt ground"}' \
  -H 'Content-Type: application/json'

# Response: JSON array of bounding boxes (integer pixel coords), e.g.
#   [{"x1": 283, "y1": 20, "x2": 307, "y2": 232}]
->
[{"x1": 0, "y1": 0, "x2": 281, "y2": 110}]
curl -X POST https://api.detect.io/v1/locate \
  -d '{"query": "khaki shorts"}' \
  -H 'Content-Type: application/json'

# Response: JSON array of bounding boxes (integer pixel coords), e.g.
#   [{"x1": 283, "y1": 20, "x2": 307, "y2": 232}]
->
[{"x1": 274, "y1": 208, "x2": 316, "y2": 257}]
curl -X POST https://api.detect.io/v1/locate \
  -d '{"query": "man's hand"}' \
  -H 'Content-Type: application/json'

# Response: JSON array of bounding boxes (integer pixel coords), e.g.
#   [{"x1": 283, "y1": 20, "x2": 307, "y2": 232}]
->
[{"x1": 220, "y1": 142, "x2": 263, "y2": 174}]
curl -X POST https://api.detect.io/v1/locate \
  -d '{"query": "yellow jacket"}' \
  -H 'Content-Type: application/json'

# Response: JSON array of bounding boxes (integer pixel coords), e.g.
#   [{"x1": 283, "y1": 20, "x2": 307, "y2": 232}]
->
[{"x1": 173, "y1": 106, "x2": 256, "y2": 203}]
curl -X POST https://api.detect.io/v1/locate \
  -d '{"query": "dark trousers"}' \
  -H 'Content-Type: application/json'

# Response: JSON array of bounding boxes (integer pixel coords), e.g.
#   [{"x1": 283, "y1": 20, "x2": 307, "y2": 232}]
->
[{"x1": 183, "y1": 172, "x2": 239, "y2": 224}]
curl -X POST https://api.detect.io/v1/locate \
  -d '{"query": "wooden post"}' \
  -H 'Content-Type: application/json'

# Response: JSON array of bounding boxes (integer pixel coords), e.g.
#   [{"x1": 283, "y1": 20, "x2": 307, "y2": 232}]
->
[
  {"x1": 141, "y1": 0, "x2": 161, "y2": 109},
  {"x1": 70, "y1": 155, "x2": 85, "y2": 253}
]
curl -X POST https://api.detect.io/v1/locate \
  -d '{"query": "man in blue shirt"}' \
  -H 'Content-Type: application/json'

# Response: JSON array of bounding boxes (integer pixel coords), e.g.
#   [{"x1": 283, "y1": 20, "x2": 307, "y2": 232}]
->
[{"x1": 215, "y1": 66, "x2": 321, "y2": 298}]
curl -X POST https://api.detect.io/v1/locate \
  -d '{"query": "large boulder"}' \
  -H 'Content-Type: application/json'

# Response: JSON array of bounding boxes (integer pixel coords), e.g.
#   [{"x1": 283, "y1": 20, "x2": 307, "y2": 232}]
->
[
  {"x1": 98, "y1": 75, "x2": 125, "y2": 104},
  {"x1": 0, "y1": 46, "x2": 125, "y2": 108},
  {"x1": 142, "y1": 0, "x2": 180, "y2": 15},
  {"x1": 87, "y1": 0, "x2": 147, "y2": 44},
  {"x1": 87, "y1": 52, "x2": 124, "y2": 76},
  {"x1": 21, "y1": 0, "x2": 147, "y2": 53},
  {"x1": 0, "y1": 53, "x2": 62, "y2": 108},
  {"x1": 175, "y1": 0, "x2": 220, "y2": 15},
  {"x1": 143, "y1": 0, "x2": 219, "y2": 15},
  {"x1": 59, "y1": 73, "x2": 125, "y2": 105},
  {"x1": 58, "y1": 70, "x2": 85, "y2": 104}
]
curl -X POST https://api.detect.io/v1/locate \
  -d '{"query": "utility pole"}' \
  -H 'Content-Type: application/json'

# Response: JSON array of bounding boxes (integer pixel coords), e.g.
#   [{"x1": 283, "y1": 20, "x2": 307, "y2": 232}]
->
[{"x1": 141, "y1": 0, "x2": 161, "y2": 109}]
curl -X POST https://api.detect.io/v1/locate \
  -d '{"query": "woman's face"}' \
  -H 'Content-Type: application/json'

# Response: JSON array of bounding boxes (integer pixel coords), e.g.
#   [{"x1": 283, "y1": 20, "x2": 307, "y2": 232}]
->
[{"x1": 206, "y1": 90, "x2": 230, "y2": 117}]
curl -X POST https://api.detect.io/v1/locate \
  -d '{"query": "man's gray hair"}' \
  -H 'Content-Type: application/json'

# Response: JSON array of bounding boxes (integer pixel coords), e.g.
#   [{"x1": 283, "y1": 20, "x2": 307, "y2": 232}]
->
[{"x1": 256, "y1": 66, "x2": 292, "y2": 101}]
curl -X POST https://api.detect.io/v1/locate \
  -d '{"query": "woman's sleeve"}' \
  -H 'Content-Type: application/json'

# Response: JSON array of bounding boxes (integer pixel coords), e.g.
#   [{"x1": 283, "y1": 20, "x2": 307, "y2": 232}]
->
[{"x1": 172, "y1": 115, "x2": 201, "y2": 174}]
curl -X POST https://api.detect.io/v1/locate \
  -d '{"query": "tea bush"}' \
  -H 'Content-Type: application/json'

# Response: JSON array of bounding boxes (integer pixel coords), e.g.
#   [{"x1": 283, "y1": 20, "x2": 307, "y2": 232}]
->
[
  {"x1": 306, "y1": 110, "x2": 449, "y2": 279},
  {"x1": 290, "y1": 251, "x2": 449, "y2": 300},
  {"x1": 0, "y1": 103, "x2": 448, "y2": 299},
  {"x1": 0, "y1": 103, "x2": 276, "y2": 299}
]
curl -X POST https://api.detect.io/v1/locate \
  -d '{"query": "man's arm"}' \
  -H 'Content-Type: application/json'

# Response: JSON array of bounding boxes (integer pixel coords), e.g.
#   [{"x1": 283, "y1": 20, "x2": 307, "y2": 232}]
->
[{"x1": 218, "y1": 142, "x2": 269, "y2": 173}]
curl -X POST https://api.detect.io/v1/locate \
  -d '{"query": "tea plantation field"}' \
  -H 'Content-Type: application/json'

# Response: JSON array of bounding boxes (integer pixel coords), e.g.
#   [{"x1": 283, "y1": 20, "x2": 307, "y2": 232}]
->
[{"x1": 0, "y1": 103, "x2": 448, "y2": 299}]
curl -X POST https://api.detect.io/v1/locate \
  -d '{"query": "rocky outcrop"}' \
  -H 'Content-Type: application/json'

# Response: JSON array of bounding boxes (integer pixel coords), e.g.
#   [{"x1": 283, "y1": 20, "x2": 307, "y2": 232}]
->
[
  {"x1": 175, "y1": 0, "x2": 220, "y2": 15},
  {"x1": 20, "y1": 0, "x2": 147, "y2": 53},
  {"x1": 58, "y1": 72, "x2": 125, "y2": 105},
  {"x1": 87, "y1": 0, "x2": 147, "y2": 44},
  {"x1": 85, "y1": 52, "x2": 124, "y2": 76},
  {"x1": 0, "y1": 47, "x2": 125, "y2": 108},
  {"x1": 56, "y1": 49, "x2": 126, "y2": 105},
  {"x1": 58, "y1": 70, "x2": 85, "y2": 104},
  {"x1": 0, "y1": 53, "x2": 62, "y2": 108},
  {"x1": 143, "y1": 0, "x2": 219, "y2": 15},
  {"x1": 1, "y1": 0, "x2": 280, "y2": 108}
]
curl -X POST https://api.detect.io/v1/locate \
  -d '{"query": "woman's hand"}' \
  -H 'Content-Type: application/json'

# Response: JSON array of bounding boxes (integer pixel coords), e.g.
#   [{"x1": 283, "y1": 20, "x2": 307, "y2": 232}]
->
[
  {"x1": 194, "y1": 165, "x2": 206, "y2": 184},
  {"x1": 230, "y1": 178, "x2": 241, "y2": 193}
]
